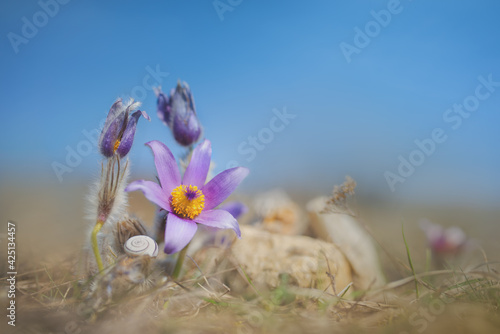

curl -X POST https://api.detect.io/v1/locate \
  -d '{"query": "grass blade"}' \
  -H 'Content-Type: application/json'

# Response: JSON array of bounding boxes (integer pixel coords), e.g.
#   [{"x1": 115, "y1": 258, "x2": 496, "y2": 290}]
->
[{"x1": 402, "y1": 224, "x2": 419, "y2": 299}]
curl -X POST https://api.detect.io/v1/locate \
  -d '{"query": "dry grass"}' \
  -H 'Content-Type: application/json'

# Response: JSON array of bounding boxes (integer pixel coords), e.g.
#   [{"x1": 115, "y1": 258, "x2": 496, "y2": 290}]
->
[
  {"x1": 2, "y1": 183, "x2": 500, "y2": 333},
  {"x1": 2, "y1": 243, "x2": 500, "y2": 334}
]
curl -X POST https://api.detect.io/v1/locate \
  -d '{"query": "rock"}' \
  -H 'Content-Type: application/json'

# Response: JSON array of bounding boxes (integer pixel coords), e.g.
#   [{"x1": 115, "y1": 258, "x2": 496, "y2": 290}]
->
[
  {"x1": 307, "y1": 197, "x2": 386, "y2": 290},
  {"x1": 253, "y1": 189, "x2": 306, "y2": 235},
  {"x1": 192, "y1": 225, "x2": 353, "y2": 294}
]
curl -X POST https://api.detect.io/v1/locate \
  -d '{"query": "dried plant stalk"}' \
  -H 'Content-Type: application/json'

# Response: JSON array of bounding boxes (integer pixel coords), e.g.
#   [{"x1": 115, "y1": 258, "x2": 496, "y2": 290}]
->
[{"x1": 321, "y1": 176, "x2": 357, "y2": 216}]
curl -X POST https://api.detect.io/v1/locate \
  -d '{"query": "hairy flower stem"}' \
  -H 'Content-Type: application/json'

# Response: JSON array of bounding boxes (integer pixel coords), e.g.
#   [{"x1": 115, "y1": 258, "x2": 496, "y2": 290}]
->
[
  {"x1": 172, "y1": 242, "x2": 190, "y2": 279},
  {"x1": 91, "y1": 219, "x2": 105, "y2": 272},
  {"x1": 91, "y1": 155, "x2": 128, "y2": 273}
]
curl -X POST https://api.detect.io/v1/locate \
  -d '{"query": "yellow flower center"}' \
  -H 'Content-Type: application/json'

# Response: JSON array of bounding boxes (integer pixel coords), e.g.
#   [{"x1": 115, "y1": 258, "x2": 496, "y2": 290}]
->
[
  {"x1": 113, "y1": 139, "x2": 121, "y2": 153},
  {"x1": 170, "y1": 185, "x2": 205, "y2": 219}
]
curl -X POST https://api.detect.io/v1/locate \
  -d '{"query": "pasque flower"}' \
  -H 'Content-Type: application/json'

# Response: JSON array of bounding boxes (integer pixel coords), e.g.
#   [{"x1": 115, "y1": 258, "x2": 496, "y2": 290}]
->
[
  {"x1": 156, "y1": 82, "x2": 202, "y2": 147},
  {"x1": 99, "y1": 98, "x2": 150, "y2": 158},
  {"x1": 90, "y1": 98, "x2": 149, "y2": 272},
  {"x1": 220, "y1": 201, "x2": 248, "y2": 220},
  {"x1": 419, "y1": 219, "x2": 467, "y2": 255},
  {"x1": 125, "y1": 139, "x2": 249, "y2": 254}
]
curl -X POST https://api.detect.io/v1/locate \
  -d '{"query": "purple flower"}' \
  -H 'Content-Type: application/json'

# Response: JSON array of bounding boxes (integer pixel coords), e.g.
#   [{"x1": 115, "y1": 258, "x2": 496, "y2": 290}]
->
[
  {"x1": 220, "y1": 201, "x2": 248, "y2": 220},
  {"x1": 419, "y1": 219, "x2": 467, "y2": 255},
  {"x1": 155, "y1": 88, "x2": 172, "y2": 127},
  {"x1": 125, "y1": 139, "x2": 249, "y2": 254},
  {"x1": 99, "y1": 99, "x2": 150, "y2": 158},
  {"x1": 156, "y1": 82, "x2": 202, "y2": 147}
]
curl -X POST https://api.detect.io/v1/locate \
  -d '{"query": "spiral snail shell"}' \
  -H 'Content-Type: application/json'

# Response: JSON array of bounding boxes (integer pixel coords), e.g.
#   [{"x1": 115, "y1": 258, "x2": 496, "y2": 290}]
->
[{"x1": 124, "y1": 235, "x2": 159, "y2": 258}]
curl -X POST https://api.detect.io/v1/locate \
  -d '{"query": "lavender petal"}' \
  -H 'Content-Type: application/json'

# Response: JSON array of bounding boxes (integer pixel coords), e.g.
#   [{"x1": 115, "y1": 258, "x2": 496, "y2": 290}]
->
[
  {"x1": 164, "y1": 214, "x2": 198, "y2": 254},
  {"x1": 182, "y1": 139, "x2": 211, "y2": 188},
  {"x1": 202, "y1": 167, "x2": 249, "y2": 210},
  {"x1": 116, "y1": 110, "x2": 149, "y2": 158},
  {"x1": 124, "y1": 180, "x2": 171, "y2": 211},
  {"x1": 194, "y1": 209, "x2": 241, "y2": 238},
  {"x1": 145, "y1": 141, "x2": 181, "y2": 195}
]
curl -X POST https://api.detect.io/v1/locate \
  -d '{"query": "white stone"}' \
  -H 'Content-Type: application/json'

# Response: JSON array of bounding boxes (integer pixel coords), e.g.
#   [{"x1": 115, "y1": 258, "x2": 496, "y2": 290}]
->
[{"x1": 307, "y1": 197, "x2": 385, "y2": 290}]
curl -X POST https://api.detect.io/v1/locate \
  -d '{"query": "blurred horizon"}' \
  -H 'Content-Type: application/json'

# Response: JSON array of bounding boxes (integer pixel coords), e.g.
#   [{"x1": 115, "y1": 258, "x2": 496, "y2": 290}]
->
[{"x1": 1, "y1": 0, "x2": 500, "y2": 208}]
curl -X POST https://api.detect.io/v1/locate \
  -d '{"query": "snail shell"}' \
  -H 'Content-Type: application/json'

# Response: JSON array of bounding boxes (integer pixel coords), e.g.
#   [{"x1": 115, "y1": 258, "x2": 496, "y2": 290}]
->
[
  {"x1": 116, "y1": 217, "x2": 148, "y2": 249},
  {"x1": 124, "y1": 235, "x2": 159, "y2": 258}
]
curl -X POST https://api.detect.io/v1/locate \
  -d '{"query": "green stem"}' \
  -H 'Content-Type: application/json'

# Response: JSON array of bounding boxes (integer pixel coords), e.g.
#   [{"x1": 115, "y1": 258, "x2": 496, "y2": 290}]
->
[
  {"x1": 172, "y1": 243, "x2": 190, "y2": 279},
  {"x1": 91, "y1": 220, "x2": 105, "y2": 272}
]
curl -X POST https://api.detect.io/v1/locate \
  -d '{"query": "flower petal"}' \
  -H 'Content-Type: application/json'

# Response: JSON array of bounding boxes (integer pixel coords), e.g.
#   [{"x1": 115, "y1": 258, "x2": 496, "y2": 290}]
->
[
  {"x1": 202, "y1": 167, "x2": 249, "y2": 210},
  {"x1": 171, "y1": 111, "x2": 202, "y2": 146},
  {"x1": 145, "y1": 141, "x2": 181, "y2": 194},
  {"x1": 180, "y1": 81, "x2": 196, "y2": 116},
  {"x1": 168, "y1": 82, "x2": 202, "y2": 147},
  {"x1": 117, "y1": 110, "x2": 150, "y2": 158},
  {"x1": 156, "y1": 90, "x2": 172, "y2": 127},
  {"x1": 194, "y1": 209, "x2": 241, "y2": 238},
  {"x1": 124, "y1": 180, "x2": 171, "y2": 211},
  {"x1": 99, "y1": 118, "x2": 120, "y2": 157},
  {"x1": 182, "y1": 139, "x2": 211, "y2": 188},
  {"x1": 164, "y1": 214, "x2": 198, "y2": 254},
  {"x1": 99, "y1": 99, "x2": 123, "y2": 142},
  {"x1": 219, "y1": 201, "x2": 248, "y2": 220}
]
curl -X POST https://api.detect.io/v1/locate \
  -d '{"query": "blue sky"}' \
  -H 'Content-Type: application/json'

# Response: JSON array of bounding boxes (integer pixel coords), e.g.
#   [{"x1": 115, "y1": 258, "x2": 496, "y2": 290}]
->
[{"x1": 1, "y1": 0, "x2": 499, "y2": 206}]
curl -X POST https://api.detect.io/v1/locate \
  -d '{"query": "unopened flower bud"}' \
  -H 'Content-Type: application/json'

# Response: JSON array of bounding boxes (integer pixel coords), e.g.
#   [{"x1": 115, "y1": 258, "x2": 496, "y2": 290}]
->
[
  {"x1": 99, "y1": 98, "x2": 150, "y2": 158},
  {"x1": 156, "y1": 82, "x2": 202, "y2": 147},
  {"x1": 155, "y1": 87, "x2": 172, "y2": 127}
]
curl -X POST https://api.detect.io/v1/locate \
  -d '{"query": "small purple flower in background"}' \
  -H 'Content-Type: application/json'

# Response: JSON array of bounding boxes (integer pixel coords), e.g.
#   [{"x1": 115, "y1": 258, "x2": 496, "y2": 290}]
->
[
  {"x1": 220, "y1": 201, "x2": 248, "y2": 220},
  {"x1": 99, "y1": 98, "x2": 150, "y2": 158},
  {"x1": 125, "y1": 139, "x2": 249, "y2": 254},
  {"x1": 419, "y1": 219, "x2": 467, "y2": 255},
  {"x1": 156, "y1": 81, "x2": 202, "y2": 147},
  {"x1": 205, "y1": 201, "x2": 248, "y2": 247}
]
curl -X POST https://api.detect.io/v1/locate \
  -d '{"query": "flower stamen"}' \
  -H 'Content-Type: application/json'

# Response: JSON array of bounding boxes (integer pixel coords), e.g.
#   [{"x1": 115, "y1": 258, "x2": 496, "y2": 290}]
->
[
  {"x1": 170, "y1": 185, "x2": 205, "y2": 219},
  {"x1": 113, "y1": 139, "x2": 121, "y2": 153}
]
